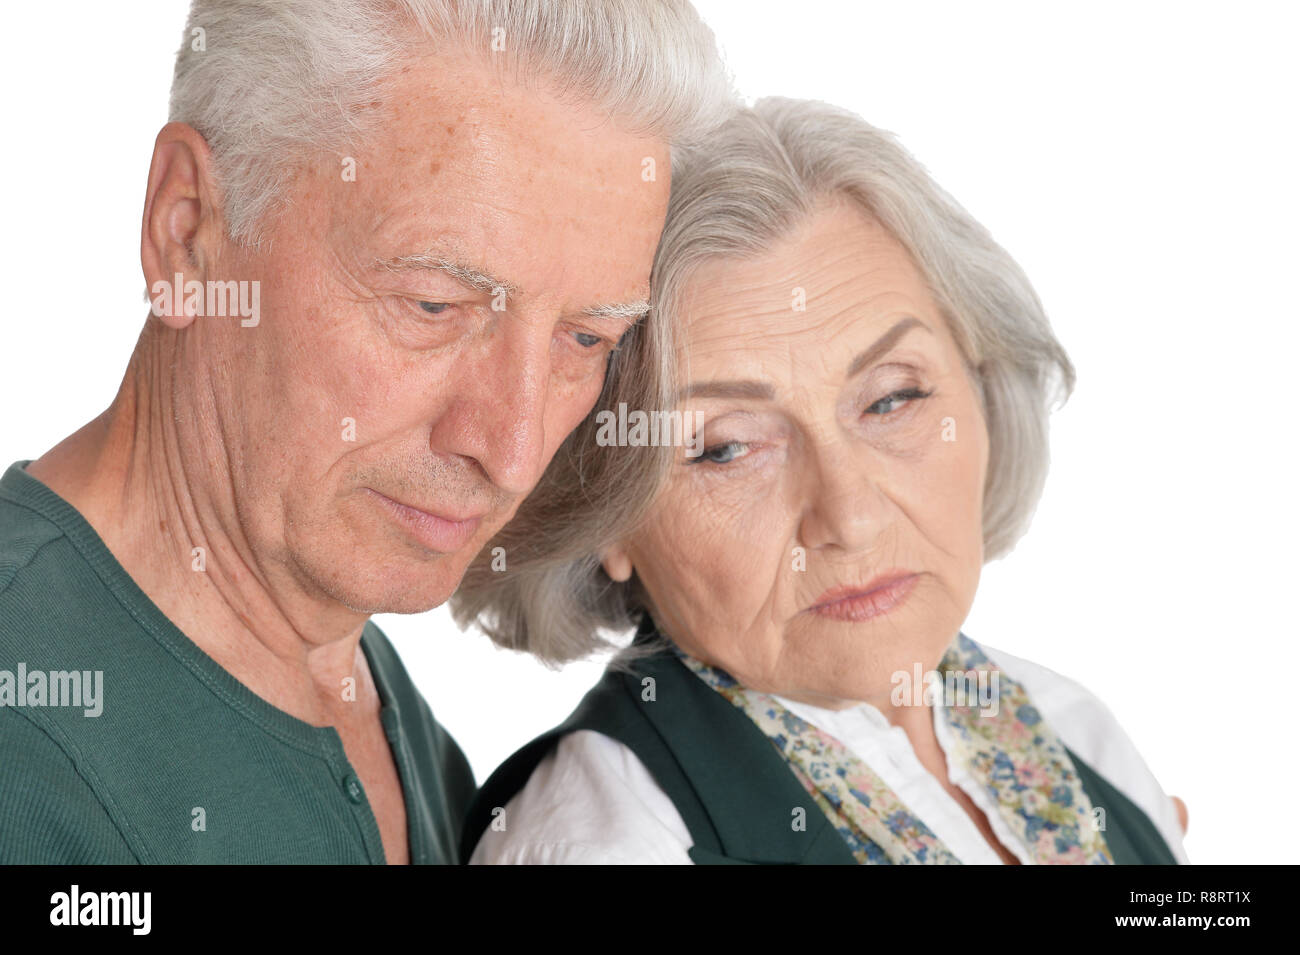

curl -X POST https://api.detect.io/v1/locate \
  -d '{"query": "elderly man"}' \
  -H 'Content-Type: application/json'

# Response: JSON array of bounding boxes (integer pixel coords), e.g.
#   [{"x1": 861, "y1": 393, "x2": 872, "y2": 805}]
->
[{"x1": 0, "y1": 0, "x2": 733, "y2": 863}]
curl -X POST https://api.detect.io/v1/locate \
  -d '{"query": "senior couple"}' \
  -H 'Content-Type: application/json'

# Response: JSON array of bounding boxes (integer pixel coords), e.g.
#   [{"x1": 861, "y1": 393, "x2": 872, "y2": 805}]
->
[{"x1": 0, "y1": 0, "x2": 1187, "y2": 865}]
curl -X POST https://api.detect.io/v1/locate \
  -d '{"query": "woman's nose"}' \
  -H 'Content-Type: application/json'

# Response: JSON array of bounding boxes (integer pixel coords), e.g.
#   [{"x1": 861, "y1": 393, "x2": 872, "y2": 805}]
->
[{"x1": 795, "y1": 443, "x2": 886, "y2": 554}]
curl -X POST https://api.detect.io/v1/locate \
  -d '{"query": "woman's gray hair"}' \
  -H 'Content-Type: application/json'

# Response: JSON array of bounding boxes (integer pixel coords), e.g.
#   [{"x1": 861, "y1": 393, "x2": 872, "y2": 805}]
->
[
  {"x1": 169, "y1": 0, "x2": 737, "y2": 249},
  {"x1": 451, "y1": 98, "x2": 1076, "y2": 665}
]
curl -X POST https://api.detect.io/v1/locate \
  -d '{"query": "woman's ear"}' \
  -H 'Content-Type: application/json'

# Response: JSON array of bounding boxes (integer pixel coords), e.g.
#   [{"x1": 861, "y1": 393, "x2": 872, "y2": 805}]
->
[{"x1": 600, "y1": 543, "x2": 634, "y2": 582}]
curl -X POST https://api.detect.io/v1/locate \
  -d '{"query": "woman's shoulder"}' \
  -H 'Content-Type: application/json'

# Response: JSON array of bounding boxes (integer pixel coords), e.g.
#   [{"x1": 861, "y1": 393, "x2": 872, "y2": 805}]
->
[
  {"x1": 469, "y1": 729, "x2": 694, "y2": 864},
  {"x1": 977, "y1": 642, "x2": 1141, "y2": 756},
  {"x1": 978, "y1": 642, "x2": 1189, "y2": 863}
]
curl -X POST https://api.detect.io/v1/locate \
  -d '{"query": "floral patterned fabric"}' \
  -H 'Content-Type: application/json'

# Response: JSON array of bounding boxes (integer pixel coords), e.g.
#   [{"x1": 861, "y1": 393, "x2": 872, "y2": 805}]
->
[{"x1": 674, "y1": 632, "x2": 1113, "y2": 865}]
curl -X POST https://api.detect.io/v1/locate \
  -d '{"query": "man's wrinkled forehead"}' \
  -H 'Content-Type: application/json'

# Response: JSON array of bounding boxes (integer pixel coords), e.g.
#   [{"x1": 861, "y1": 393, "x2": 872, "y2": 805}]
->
[
  {"x1": 322, "y1": 52, "x2": 670, "y2": 311},
  {"x1": 366, "y1": 47, "x2": 660, "y2": 190}
]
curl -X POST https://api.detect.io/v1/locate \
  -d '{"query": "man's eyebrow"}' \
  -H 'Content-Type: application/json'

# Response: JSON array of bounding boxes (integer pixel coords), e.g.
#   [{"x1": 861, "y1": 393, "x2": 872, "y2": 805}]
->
[
  {"x1": 676, "y1": 316, "x2": 931, "y2": 403},
  {"x1": 372, "y1": 252, "x2": 521, "y2": 297},
  {"x1": 372, "y1": 253, "x2": 649, "y2": 321},
  {"x1": 581, "y1": 300, "x2": 652, "y2": 321}
]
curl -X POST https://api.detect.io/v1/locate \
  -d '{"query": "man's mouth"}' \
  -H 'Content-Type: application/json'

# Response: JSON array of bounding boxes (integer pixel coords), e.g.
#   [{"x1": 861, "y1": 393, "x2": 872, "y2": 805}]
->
[{"x1": 364, "y1": 488, "x2": 486, "y2": 553}]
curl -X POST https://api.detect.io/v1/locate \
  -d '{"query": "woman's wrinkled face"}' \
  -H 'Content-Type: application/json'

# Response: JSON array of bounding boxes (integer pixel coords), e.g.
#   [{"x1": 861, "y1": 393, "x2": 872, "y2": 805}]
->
[{"x1": 607, "y1": 197, "x2": 990, "y2": 708}]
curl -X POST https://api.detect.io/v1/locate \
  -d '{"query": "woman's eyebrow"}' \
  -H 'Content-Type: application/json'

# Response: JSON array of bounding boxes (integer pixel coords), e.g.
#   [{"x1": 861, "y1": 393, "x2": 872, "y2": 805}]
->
[
  {"x1": 676, "y1": 379, "x2": 775, "y2": 402},
  {"x1": 676, "y1": 316, "x2": 933, "y2": 402},
  {"x1": 845, "y1": 316, "x2": 931, "y2": 378}
]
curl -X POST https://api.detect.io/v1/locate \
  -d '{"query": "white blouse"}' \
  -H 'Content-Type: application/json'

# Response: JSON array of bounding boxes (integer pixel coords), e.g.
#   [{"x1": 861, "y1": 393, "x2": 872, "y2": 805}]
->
[{"x1": 471, "y1": 644, "x2": 1190, "y2": 865}]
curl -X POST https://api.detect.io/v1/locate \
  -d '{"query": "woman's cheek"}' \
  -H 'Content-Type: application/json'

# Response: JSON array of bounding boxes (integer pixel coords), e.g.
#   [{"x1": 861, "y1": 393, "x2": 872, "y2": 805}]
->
[
  {"x1": 930, "y1": 409, "x2": 989, "y2": 606},
  {"x1": 644, "y1": 482, "x2": 788, "y2": 633}
]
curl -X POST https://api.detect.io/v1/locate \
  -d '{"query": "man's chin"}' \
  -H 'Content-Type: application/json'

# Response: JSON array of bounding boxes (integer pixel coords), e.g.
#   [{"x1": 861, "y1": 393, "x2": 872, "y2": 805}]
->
[
  {"x1": 340, "y1": 591, "x2": 451, "y2": 616},
  {"x1": 301, "y1": 554, "x2": 470, "y2": 616},
  {"x1": 331, "y1": 579, "x2": 459, "y2": 616}
]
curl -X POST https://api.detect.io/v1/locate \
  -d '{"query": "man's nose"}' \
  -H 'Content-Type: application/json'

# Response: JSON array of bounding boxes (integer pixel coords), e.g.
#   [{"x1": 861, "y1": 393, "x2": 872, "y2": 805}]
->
[{"x1": 430, "y1": 324, "x2": 551, "y2": 496}]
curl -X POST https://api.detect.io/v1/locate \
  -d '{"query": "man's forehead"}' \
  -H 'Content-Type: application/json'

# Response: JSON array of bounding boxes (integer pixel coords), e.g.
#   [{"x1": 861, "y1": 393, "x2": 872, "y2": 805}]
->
[
  {"x1": 344, "y1": 58, "x2": 669, "y2": 320},
  {"x1": 374, "y1": 54, "x2": 664, "y2": 169}
]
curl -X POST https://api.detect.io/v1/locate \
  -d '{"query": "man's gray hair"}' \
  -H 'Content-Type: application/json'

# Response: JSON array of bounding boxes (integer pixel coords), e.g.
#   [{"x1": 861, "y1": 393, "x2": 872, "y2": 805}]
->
[
  {"x1": 170, "y1": 0, "x2": 737, "y2": 248},
  {"x1": 450, "y1": 98, "x2": 1076, "y2": 666}
]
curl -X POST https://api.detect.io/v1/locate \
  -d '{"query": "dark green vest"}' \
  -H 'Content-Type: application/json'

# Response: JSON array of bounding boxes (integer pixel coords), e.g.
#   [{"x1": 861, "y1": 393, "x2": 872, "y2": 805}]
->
[{"x1": 462, "y1": 623, "x2": 1177, "y2": 865}]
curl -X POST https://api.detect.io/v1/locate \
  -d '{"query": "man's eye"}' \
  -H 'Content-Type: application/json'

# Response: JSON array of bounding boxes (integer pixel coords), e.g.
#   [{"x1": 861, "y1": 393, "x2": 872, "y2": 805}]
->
[
  {"x1": 866, "y1": 387, "x2": 933, "y2": 415},
  {"x1": 573, "y1": 331, "x2": 603, "y2": 348},
  {"x1": 417, "y1": 301, "x2": 452, "y2": 315}
]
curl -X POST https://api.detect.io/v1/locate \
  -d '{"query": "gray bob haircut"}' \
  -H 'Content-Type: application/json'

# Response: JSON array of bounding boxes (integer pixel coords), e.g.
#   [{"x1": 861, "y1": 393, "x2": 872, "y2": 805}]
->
[
  {"x1": 169, "y1": 0, "x2": 737, "y2": 248},
  {"x1": 452, "y1": 98, "x2": 1076, "y2": 665}
]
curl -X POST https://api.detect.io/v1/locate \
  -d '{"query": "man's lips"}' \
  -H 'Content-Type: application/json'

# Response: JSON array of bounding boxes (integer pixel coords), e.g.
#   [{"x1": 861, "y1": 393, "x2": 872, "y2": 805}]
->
[
  {"x1": 805, "y1": 572, "x2": 920, "y2": 622},
  {"x1": 365, "y1": 488, "x2": 486, "y2": 553}
]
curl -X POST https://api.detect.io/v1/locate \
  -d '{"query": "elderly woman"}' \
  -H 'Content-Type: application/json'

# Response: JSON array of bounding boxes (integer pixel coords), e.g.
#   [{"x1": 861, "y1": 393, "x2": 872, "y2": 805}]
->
[{"x1": 455, "y1": 99, "x2": 1188, "y2": 865}]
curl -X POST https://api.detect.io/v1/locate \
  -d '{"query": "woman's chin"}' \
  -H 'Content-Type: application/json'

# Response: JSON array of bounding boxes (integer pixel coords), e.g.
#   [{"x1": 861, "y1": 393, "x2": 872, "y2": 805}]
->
[{"x1": 758, "y1": 620, "x2": 962, "y2": 706}]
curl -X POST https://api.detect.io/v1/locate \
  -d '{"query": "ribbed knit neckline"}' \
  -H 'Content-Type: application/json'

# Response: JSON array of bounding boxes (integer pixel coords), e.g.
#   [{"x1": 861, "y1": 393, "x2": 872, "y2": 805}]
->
[{"x1": 0, "y1": 460, "x2": 397, "y2": 757}]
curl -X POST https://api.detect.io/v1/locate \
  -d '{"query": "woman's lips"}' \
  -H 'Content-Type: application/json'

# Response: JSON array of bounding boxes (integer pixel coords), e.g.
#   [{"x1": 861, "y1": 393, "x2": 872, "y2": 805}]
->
[
  {"x1": 366, "y1": 489, "x2": 484, "y2": 553},
  {"x1": 806, "y1": 573, "x2": 920, "y2": 622}
]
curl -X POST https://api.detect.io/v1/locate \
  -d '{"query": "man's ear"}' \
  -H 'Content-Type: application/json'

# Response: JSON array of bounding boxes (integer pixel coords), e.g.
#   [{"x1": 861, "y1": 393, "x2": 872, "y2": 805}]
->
[
  {"x1": 600, "y1": 543, "x2": 634, "y2": 583},
  {"x1": 140, "y1": 122, "x2": 221, "y2": 330}
]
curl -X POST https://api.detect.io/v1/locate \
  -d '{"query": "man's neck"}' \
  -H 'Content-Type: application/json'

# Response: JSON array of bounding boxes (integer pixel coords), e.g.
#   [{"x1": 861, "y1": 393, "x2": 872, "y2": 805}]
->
[{"x1": 26, "y1": 327, "x2": 375, "y2": 729}]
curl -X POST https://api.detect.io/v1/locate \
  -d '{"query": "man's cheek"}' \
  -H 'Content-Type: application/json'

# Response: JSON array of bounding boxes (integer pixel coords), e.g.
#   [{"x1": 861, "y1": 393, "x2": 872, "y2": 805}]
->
[
  {"x1": 488, "y1": 496, "x2": 526, "y2": 533},
  {"x1": 556, "y1": 375, "x2": 609, "y2": 443}
]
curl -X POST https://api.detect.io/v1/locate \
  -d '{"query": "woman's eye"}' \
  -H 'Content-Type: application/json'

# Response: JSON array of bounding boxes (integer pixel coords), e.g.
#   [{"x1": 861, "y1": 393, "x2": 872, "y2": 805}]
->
[
  {"x1": 416, "y1": 301, "x2": 452, "y2": 315},
  {"x1": 866, "y1": 387, "x2": 932, "y2": 415},
  {"x1": 688, "y1": 441, "x2": 750, "y2": 465}
]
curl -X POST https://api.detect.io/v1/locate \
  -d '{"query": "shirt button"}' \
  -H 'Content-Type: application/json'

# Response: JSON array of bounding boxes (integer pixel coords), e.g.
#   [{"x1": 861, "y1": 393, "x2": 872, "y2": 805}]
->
[{"x1": 343, "y1": 773, "x2": 364, "y2": 804}]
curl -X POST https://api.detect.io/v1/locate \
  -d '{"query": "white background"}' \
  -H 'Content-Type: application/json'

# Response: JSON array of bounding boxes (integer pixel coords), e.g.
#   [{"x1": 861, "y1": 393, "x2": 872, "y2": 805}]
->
[{"x1": 1, "y1": 1, "x2": 1296, "y2": 864}]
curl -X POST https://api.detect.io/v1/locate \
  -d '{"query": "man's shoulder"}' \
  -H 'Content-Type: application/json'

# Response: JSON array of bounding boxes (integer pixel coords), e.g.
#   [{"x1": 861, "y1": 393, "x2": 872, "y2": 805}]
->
[
  {"x1": 0, "y1": 481, "x2": 134, "y2": 665},
  {"x1": 0, "y1": 703, "x2": 141, "y2": 863},
  {"x1": 0, "y1": 488, "x2": 101, "y2": 665},
  {"x1": 0, "y1": 488, "x2": 71, "y2": 604}
]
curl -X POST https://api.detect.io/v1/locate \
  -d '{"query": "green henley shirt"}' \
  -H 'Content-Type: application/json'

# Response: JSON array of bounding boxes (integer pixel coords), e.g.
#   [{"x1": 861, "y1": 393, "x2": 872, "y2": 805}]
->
[{"x1": 0, "y1": 461, "x2": 476, "y2": 863}]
